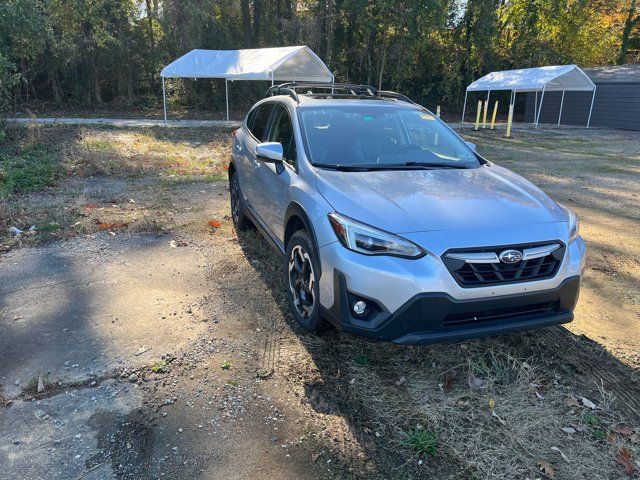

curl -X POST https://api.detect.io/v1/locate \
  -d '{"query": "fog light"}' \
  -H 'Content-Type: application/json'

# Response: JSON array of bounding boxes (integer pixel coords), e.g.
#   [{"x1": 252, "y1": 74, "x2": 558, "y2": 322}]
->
[{"x1": 353, "y1": 300, "x2": 367, "y2": 316}]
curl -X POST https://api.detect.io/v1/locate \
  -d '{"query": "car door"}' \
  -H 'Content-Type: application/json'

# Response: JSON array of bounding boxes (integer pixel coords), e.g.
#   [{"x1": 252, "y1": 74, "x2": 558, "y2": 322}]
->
[
  {"x1": 252, "y1": 103, "x2": 297, "y2": 240},
  {"x1": 237, "y1": 102, "x2": 274, "y2": 212}
]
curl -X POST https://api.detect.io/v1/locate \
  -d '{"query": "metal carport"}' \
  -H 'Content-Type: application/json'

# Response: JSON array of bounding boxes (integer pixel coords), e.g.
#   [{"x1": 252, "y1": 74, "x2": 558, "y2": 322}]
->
[
  {"x1": 462, "y1": 65, "x2": 597, "y2": 127},
  {"x1": 160, "y1": 46, "x2": 333, "y2": 123}
]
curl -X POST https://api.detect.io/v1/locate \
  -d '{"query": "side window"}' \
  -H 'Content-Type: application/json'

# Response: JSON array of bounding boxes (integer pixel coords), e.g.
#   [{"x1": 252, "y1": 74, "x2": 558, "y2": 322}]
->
[
  {"x1": 268, "y1": 104, "x2": 297, "y2": 167},
  {"x1": 248, "y1": 104, "x2": 273, "y2": 141}
]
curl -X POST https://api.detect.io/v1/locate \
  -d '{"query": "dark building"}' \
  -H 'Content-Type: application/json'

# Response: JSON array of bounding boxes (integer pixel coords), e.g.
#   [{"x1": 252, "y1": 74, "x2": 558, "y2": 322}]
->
[{"x1": 524, "y1": 64, "x2": 640, "y2": 130}]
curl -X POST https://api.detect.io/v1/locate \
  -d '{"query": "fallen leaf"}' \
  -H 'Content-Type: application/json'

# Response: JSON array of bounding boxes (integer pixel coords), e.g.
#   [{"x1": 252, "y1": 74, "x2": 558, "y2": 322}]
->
[
  {"x1": 98, "y1": 221, "x2": 128, "y2": 231},
  {"x1": 562, "y1": 427, "x2": 576, "y2": 434},
  {"x1": 442, "y1": 373, "x2": 455, "y2": 392},
  {"x1": 488, "y1": 398, "x2": 495, "y2": 410},
  {"x1": 537, "y1": 460, "x2": 556, "y2": 479},
  {"x1": 615, "y1": 447, "x2": 636, "y2": 475},
  {"x1": 467, "y1": 372, "x2": 486, "y2": 390},
  {"x1": 614, "y1": 425, "x2": 634, "y2": 436},
  {"x1": 207, "y1": 219, "x2": 221, "y2": 228},
  {"x1": 84, "y1": 203, "x2": 98, "y2": 210},
  {"x1": 580, "y1": 397, "x2": 597, "y2": 409},
  {"x1": 564, "y1": 396, "x2": 580, "y2": 407}
]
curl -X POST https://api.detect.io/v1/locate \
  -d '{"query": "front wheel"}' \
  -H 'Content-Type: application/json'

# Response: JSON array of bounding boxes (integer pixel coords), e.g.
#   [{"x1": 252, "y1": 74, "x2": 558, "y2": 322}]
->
[
  {"x1": 229, "y1": 170, "x2": 249, "y2": 231},
  {"x1": 285, "y1": 230, "x2": 323, "y2": 332}
]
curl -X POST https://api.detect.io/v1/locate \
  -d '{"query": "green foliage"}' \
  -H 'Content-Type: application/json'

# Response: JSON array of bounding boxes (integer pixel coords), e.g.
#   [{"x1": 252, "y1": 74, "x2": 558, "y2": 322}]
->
[
  {"x1": 37, "y1": 222, "x2": 61, "y2": 233},
  {"x1": 0, "y1": 0, "x2": 632, "y2": 114},
  {"x1": 151, "y1": 360, "x2": 170, "y2": 373},
  {"x1": 400, "y1": 428, "x2": 438, "y2": 457},
  {"x1": 354, "y1": 354, "x2": 371, "y2": 366},
  {"x1": 0, "y1": 146, "x2": 64, "y2": 199},
  {"x1": 0, "y1": 53, "x2": 20, "y2": 132}
]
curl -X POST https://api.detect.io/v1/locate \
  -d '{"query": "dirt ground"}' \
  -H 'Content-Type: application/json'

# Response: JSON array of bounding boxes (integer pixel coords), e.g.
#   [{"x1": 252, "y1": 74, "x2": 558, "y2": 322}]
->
[{"x1": 1, "y1": 123, "x2": 639, "y2": 479}]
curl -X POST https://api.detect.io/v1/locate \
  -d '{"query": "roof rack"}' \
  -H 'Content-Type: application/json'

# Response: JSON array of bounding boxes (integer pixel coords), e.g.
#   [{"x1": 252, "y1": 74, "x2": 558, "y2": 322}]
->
[{"x1": 265, "y1": 82, "x2": 417, "y2": 105}]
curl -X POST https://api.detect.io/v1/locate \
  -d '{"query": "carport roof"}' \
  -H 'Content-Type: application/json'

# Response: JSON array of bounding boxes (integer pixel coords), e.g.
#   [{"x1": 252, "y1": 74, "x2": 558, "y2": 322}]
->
[
  {"x1": 160, "y1": 46, "x2": 333, "y2": 82},
  {"x1": 466, "y1": 65, "x2": 596, "y2": 92}
]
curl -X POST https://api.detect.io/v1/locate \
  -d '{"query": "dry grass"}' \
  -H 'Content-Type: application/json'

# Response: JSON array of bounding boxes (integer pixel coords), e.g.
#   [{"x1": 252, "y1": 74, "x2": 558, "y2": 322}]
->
[
  {"x1": 66, "y1": 128, "x2": 230, "y2": 179},
  {"x1": 2, "y1": 123, "x2": 639, "y2": 479},
  {"x1": 277, "y1": 326, "x2": 640, "y2": 479},
  {"x1": 1, "y1": 125, "x2": 232, "y2": 247}
]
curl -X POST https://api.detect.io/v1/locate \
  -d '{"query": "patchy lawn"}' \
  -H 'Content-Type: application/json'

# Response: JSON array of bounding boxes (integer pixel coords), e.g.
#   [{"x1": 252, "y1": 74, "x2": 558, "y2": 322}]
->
[
  {"x1": 0, "y1": 124, "x2": 231, "y2": 249},
  {"x1": 1, "y1": 123, "x2": 639, "y2": 479}
]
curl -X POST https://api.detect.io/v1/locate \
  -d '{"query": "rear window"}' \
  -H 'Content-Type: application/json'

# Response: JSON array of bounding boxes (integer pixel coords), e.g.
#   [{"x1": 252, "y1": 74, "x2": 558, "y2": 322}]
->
[{"x1": 298, "y1": 105, "x2": 479, "y2": 168}]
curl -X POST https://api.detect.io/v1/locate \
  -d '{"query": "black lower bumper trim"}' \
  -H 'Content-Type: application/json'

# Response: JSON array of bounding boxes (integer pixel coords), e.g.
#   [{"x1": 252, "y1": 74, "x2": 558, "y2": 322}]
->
[{"x1": 321, "y1": 273, "x2": 580, "y2": 345}]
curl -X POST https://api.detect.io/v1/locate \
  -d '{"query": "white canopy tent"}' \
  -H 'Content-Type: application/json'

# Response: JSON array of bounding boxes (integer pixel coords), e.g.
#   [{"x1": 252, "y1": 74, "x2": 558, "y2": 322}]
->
[
  {"x1": 161, "y1": 46, "x2": 334, "y2": 122},
  {"x1": 462, "y1": 65, "x2": 597, "y2": 127}
]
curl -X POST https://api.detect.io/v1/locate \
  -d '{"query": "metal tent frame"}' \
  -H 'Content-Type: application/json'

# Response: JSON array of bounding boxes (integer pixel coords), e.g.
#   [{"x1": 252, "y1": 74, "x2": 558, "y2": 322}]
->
[
  {"x1": 461, "y1": 65, "x2": 597, "y2": 128},
  {"x1": 160, "y1": 46, "x2": 334, "y2": 124}
]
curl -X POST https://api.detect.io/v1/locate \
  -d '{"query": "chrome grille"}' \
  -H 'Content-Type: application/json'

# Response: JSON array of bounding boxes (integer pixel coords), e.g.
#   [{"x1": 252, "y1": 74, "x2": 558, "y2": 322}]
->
[{"x1": 443, "y1": 242, "x2": 565, "y2": 288}]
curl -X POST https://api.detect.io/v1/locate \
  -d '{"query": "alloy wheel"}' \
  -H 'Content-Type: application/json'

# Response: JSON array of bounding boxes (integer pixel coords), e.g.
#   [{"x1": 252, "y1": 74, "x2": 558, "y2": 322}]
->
[{"x1": 288, "y1": 244, "x2": 316, "y2": 318}]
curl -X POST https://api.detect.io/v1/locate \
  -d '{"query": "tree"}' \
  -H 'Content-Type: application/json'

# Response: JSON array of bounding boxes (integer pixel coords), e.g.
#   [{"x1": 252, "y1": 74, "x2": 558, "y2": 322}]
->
[{"x1": 619, "y1": 0, "x2": 639, "y2": 63}]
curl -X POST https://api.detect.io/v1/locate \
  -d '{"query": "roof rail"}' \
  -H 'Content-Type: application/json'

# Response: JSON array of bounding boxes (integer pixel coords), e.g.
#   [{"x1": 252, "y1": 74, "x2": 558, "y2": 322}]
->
[
  {"x1": 266, "y1": 82, "x2": 380, "y2": 99},
  {"x1": 267, "y1": 82, "x2": 418, "y2": 103},
  {"x1": 377, "y1": 90, "x2": 417, "y2": 105}
]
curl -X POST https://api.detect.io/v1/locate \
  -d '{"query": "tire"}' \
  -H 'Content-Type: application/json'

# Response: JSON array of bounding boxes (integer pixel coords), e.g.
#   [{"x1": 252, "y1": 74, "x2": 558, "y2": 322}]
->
[
  {"x1": 229, "y1": 170, "x2": 249, "y2": 231},
  {"x1": 285, "y1": 230, "x2": 323, "y2": 332}
]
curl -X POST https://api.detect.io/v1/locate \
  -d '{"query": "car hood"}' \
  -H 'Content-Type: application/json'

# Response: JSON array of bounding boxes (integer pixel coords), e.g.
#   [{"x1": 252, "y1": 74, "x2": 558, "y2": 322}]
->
[{"x1": 315, "y1": 165, "x2": 567, "y2": 234}]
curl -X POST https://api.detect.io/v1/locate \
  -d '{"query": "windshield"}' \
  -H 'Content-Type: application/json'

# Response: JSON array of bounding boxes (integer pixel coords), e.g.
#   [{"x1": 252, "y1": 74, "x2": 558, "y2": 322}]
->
[{"x1": 299, "y1": 105, "x2": 480, "y2": 169}]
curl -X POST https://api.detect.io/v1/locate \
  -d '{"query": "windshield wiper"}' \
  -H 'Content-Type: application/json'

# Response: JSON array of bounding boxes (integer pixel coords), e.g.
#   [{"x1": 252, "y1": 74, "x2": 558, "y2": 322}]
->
[
  {"x1": 313, "y1": 162, "x2": 471, "y2": 171},
  {"x1": 313, "y1": 163, "x2": 374, "y2": 171},
  {"x1": 399, "y1": 162, "x2": 470, "y2": 169}
]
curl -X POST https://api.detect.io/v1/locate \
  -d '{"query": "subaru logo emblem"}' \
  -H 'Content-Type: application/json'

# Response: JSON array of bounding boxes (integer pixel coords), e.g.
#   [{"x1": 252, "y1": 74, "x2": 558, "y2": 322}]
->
[{"x1": 499, "y1": 249, "x2": 523, "y2": 264}]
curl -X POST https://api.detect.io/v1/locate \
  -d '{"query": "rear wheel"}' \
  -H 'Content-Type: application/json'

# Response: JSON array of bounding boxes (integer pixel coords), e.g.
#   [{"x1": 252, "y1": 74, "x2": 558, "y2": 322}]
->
[
  {"x1": 286, "y1": 230, "x2": 323, "y2": 331},
  {"x1": 229, "y1": 170, "x2": 249, "y2": 231}
]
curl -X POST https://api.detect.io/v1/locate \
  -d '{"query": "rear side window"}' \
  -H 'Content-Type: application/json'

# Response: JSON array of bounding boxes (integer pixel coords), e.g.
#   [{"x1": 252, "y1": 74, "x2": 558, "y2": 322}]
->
[{"x1": 247, "y1": 103, "x2": 273, "y2": 141}]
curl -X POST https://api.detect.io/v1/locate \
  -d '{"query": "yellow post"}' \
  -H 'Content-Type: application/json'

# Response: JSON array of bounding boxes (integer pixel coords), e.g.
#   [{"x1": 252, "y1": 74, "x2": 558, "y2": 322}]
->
[
  {"x1": 475, "y1": 101, "x2": 482, "y2": 131},
  {"x1": 482, "y1": 100, "x2": 489, "y2": 128},
  {"x1": 436, "y1": 105, "x2": 441, "y2": 118},
  {"x1": 506, "y1": 103, "x2": 514, "y2": 138},
  {"x1": 490, "y1": 100, "x2": 498, "y2": 130}
]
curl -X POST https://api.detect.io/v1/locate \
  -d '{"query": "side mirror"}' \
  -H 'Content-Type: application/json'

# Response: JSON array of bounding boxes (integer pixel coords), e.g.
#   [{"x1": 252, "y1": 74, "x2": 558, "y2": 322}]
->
[
  {"x1": 466, "y1": 141, "x2": 477, "y2": 152},
  {"x1": 256, "y1": 142, "x2": 283, "y2": 163}
]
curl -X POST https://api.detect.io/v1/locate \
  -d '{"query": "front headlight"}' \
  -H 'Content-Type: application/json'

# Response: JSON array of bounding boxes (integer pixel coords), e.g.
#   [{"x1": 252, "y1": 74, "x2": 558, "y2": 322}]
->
[
  {"x1": 327, "y1": 212, "x2": 425, "y2": 258},
  {"x1": 559, "y1": 204, "x2": 580, "y2": 241}
]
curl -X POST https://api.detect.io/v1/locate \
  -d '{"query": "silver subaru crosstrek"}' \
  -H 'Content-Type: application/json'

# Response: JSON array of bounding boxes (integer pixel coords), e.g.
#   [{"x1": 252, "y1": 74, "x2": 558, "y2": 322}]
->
[{"x1": 228, "y1": 83, "x2": 586, "y2": 345}]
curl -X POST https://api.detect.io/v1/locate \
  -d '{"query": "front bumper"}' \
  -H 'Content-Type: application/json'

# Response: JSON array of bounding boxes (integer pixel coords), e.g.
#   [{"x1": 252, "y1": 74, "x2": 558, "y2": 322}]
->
[
  {"x1": 321, "y1": 273, "x2": 580, "y2": 345},
  {"x1": 317, "y1": 225, "x2": 585, "y2": 345}
]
